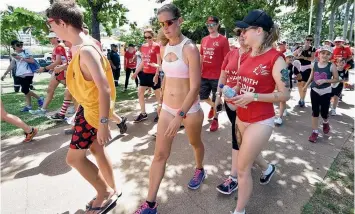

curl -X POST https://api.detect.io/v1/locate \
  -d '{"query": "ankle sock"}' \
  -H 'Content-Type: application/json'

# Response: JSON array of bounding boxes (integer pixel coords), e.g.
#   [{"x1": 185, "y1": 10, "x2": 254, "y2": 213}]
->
[
  {"x1": 263, "y1": 164, "x2": 273, "y2": 175},
  {"x1": 146, "y1": 201, "x2": 156, "y2": 208},
  {"x1": 313, "y1": 129, "x2": 319, "y2": 133},
  {"x1": 233, "y1": 209, "x2": 245, "y2": 214}
]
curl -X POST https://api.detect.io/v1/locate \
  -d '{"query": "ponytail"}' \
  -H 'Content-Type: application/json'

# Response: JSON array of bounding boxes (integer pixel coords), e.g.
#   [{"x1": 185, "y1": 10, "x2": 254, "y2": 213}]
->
[{"x1": 259, "y1": 24, "x2": 279, "y2": 53}]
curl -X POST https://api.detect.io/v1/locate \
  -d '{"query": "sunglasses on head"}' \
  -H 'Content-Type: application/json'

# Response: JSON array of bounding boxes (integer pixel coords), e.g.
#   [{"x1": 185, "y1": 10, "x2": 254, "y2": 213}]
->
[
  {"x1": 144, "y1": 36, "x2": 152, "y2": 40},
  {"x1": 205, "y1": 23, "x2": 217, "y2": 28},
  {"x1": 159, "y1": 17, "x2": 178, "y2": 28}
]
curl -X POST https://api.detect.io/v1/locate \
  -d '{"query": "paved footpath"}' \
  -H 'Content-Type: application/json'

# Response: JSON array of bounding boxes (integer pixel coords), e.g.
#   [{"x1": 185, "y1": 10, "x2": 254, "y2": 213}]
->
[{"x1": 1, "y1": 89, "x2": 354, "y2": 214}]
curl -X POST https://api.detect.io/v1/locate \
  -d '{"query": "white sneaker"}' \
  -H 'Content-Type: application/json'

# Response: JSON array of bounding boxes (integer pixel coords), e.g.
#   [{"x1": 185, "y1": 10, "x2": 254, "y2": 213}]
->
[
  {"x1": 274, "y1": 117, "x2": 283, "y2": 125},
  {"x1": 331, "y1": 109, "x2": 336, "y2": 116},
  {"x1": 67, "y1": 106, "x2": 75, "y2": 114},
  {"x1": 283, "y1": 110, "x2": 288, "y2": 117}
]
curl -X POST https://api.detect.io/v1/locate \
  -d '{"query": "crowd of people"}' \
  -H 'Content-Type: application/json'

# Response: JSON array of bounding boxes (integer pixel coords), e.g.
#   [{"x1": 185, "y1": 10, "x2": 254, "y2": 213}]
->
[{"x1": 1, "y1": 0, "x2": 354, "y2": 213}]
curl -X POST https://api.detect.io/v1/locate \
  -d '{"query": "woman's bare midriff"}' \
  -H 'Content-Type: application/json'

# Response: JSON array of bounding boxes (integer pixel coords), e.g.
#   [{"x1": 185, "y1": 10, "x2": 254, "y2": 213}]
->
[{"x1": 163, "y1": 77, "x2": 194, "y2": 109}]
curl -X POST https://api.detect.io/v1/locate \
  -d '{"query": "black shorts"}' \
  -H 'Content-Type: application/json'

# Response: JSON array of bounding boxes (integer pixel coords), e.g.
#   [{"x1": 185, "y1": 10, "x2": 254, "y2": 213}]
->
[
  {"x1": 332, "y1": 83, "x2": 344, "y2": 97},
  {"x1": 70, "y1": 106, "x2": 97, "y2": 150},
  {"x1": 298, "y1": 69, "x2": 311, "y2": 82},
  {"x1": 199, "y1": 78, "x2": 219, "y2": 101},
  {"x1": 138, "y1": 72, "x2": 161, "y2": 90},
  {"x1": 18, "y1": 76, "x2": 34, "y2": 95}
]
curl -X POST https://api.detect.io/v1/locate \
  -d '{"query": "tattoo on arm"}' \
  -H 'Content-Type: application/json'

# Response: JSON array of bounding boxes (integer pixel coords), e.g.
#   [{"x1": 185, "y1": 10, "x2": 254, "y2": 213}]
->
[{"x1": 280, "y1": 68, "x2": 290, "y2": 88}]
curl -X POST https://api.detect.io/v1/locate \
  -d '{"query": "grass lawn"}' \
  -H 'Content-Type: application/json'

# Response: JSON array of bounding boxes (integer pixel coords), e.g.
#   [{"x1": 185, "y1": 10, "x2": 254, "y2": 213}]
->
[
  {"x1": 301, "y1": 135, "x2": 354, "y2": 214},
  {"x1": 1, "y1": 71, "x2": 138, "y2": 138}
]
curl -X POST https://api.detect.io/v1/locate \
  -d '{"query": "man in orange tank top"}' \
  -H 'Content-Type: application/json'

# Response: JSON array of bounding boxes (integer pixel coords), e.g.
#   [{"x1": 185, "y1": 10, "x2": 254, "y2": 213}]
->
[{"x1": 46, "y1": 1, "x2": 120, "y2": 212}]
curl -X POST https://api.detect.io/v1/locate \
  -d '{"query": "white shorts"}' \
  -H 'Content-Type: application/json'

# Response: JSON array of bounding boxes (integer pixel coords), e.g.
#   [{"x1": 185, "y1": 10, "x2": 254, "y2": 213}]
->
[{"x1": 237, "y1": 116, "x2": 275, "y2": 128}]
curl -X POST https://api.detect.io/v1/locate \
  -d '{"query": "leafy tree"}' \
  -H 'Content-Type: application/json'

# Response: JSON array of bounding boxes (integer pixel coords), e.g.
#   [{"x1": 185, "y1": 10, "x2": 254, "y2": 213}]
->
[
  {"x1": 76, "y1": 0, "x2": 129, "y2": 42},
  {"x1": 119, "y1": 28, "x2": 145, "y2": 46}
]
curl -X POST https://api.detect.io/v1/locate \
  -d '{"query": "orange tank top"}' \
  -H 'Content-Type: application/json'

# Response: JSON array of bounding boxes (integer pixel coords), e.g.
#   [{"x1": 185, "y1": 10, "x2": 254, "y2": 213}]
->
[{"x1": 66, "y1": 44, "x2": 116, "y2": 129}]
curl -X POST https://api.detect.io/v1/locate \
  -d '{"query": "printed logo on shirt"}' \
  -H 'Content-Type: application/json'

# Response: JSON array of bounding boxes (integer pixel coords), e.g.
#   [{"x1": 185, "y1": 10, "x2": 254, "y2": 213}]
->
[
  {"x1": 213, "y1": 42, "x2": 219, "y2": 47},
  {"x1": 252, "y1": 64, "x2": 270, "y2": 76}
]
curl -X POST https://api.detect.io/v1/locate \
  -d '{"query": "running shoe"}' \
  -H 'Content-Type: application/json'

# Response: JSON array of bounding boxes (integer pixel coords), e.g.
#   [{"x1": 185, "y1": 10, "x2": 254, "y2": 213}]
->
[
  {"x1": 154, "y1": 115, "x2": 159, "y2": 123},
  {"x1": 23, "y1": 128, "x2": 38, "y2": 143},
  {"x1": 216, "y1": 176, "x2": 238, "y2": 195},
  {"x1": 308, "y1": 132, "x2": 319, "y2": 143},
  {"x1": 188, "y1": 168, "x2": 206, "y2": 190},
  {"x1": 210, "y1": 118, "x2": 219, "y2": 132},
  {"x1": 323, "y1": 123, "x2": 330, "y2": 134},
  {"x1": 50, "y1": 113, "x2": 65, "y2": 121},
  {"x1": 29, "y1": 109, "x2": 46, "y2": 116},
  {"x1": 216, "y1": 104, "x2": 223, "y2": 112},
  {"x1": 117, "y1": 117, "x2": 128, "y2": 134},
  {"x1": 208, "y1": 107, "x2": 214, "y2": 119},
  {"x1": 134, "y1": 202, "x2": 158, "y2": 214},
  {"x1": 260, "y1": 164, "x2": 276, "y2": 185},
  {"x1": 134, "y1": 113, "x2": 148, "y2": 123},
  {"x1": 330, "y1": 109, "x2": 336, "y2": 116},
  {"x1": 299, "y1": 100, "x2": 305, "y2": 107},
  {"x1": 37, "y1": 97, "x2": 44, "y2": 108},
  {"x1": 21, "y1": 106, "x2": 32, "y2": 112},
  {"x1": 298, "y1": 100, "x2": 302, "y2": 106},
  {"x1": 274, "y1": 117, "x2": 283, "y2": 125}
]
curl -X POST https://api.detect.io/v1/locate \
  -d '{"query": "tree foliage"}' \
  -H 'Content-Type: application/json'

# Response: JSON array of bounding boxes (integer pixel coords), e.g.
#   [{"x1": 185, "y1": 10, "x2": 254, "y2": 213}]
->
[
  {"x1": 76, "y1": 0, "x2": 129, "y2": 41},
  {"x1": 119, "y1": 28, "x2": 145, "y2": 46}
]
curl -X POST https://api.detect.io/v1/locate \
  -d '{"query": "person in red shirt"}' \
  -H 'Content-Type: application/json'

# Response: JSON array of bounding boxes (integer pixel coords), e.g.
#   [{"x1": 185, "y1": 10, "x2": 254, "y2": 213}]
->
[
  {"x1": 124, "y1": 44, "x2": 138, "y2": 91},
  {"x1": 227, "y1": 10, "x2": 290, "y2": 214},
  {"x1": 332, "y1": 37, "x2": 353, "y2": 69},
  {"x1": 200, "y1": 16, "x2": 229, "y2": 132},
  {"x1": 132, "y1": 29, "x2": 161, "y2": 123},
  {"x1": 30, "y1": 32, "x2": 69, "y2": 116}
]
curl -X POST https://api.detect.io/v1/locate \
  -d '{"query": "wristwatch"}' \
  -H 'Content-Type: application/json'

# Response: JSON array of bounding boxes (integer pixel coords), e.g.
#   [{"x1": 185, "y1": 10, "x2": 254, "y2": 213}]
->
[
  {"x1": 253, "y1": 93, "x2": 259, "y2": 101},
  {"x1": 177, "y1": 109, "x2": 186, "y2": 119},
  {"x1": 100, "y1": 117, "x2": 109, "y2": 124}
]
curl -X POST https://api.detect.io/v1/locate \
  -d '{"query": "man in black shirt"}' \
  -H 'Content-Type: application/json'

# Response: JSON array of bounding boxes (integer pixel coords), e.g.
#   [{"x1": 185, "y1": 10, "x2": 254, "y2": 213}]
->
[{"x1": 108, "y1": 44, "x2": 121, "y2": 87}]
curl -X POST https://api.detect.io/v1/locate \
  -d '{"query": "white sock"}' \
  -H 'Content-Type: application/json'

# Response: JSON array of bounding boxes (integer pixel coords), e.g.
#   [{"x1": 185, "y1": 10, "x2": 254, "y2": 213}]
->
[
  {"x1": 41, "y1": 108, "x2": 46, "y2": 112},
  {"x1": 232, "y1": 209, "x2": 245, "y2": 214},
  {"x1": 313, "y1": 129, "x2": 319, "y2": 133},
  {"x1": 263, "y1": 164, "x2": 273, "y2": 175}
]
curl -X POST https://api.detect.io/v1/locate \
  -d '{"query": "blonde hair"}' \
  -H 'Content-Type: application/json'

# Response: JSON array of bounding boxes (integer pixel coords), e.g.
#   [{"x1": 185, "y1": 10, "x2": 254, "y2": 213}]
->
[
  {"x1": 144, "y1": 28, "x2": 155, "y2": 36},
  {"x1": 157, "y1": 28, "x2": 169, "y2": 46},
  {"x1": 258, "y1": 24, "x2": 279, "y2": 53}
]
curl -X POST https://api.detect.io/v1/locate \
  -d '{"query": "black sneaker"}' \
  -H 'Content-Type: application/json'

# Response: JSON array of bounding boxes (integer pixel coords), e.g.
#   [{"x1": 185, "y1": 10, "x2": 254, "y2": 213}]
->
[
  {"x1": 216, "y1": 104, "x2": 223, "y2": 112},
  {"x1": 50, "y1": 113, "x2": 65, "y2": 121},
  {"x1": 154, "y1": 115, "x2": 159, "y2": 123},
  {"x1": 216, "y1": 177, "x2": 238, "y2": 195},
  {"x1": 134, "y1": 113, "x2": 148, "y2": 123},
  {"x1": 260, "y1": 164, "x2": 276, "y2": 185},
  {"x1": 117, "y1": 117, "x2": 128, "y2": 134}
]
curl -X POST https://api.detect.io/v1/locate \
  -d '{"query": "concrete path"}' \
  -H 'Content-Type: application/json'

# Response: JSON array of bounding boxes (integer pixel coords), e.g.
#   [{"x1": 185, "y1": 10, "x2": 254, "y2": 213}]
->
[{"x1": 1, "y1": 88, "x2": 354, "y2": 214}]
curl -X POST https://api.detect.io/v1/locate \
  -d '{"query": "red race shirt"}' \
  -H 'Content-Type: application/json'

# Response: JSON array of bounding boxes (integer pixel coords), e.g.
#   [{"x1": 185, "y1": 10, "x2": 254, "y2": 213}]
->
[
  {"x1": 52, "y1": 45, "x2": 68, "y2": 65},
  {"x1": 124, "y1": 51, "x2": 137, "y2": 69},
  {"x1": 237, "y1": 48, "x2": 284, "y2": 123},
  {"x1": 221, "y1": 48, "x2": 250, "y2": 88},
  {"x1": 200, "y1": 34, "x2": 230, "y2": 79},
  {"x1": 332, "y1": 46, "x2": 352, "y2": 60},
  {"x1": 141, "y1": 42, "x2": 160, "y2": 74}
]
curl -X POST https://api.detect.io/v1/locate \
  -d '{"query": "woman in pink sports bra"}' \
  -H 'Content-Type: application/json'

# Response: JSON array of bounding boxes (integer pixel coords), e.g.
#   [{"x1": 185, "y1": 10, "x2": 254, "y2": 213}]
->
[{"x1": 134, "y1": 4, "x2": 205, "y2": 214}]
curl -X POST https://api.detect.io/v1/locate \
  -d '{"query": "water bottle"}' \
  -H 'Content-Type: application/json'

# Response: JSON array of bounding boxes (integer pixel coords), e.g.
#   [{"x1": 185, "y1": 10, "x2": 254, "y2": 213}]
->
[{"x1": 219, "y1": 84, "x2": 237, "y2": 111}]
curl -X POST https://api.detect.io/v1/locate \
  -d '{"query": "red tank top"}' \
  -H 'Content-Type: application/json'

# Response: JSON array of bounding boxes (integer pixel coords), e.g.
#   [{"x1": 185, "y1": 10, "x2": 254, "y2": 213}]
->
[{"x1": 237, "y1": 48, "x2": 283, "y2": 123}]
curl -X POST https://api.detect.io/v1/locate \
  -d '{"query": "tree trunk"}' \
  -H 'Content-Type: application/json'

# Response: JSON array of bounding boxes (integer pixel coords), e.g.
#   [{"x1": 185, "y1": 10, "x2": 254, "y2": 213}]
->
[
  {"x1": 314, "y1": 0, "x2": 325, "y2": 48},
  {"x1": 343, "y1": 0, "x2": 351, "y2": 39},
  {"x1": 329, "y1": 7, "x2": 336, "y2": 40},
  {"x1": 91, "y1": 6, "x2": 101, "y2": 42},
  {"x1": 349, "y1": 6, "x2": 354, "y2": 42}
]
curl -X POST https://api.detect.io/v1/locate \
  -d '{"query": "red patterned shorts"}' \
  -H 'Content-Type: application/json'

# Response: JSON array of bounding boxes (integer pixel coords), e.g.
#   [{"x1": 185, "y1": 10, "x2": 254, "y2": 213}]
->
[{"x1": 70, "y1": 106, "x2": 97, "y2": 149}]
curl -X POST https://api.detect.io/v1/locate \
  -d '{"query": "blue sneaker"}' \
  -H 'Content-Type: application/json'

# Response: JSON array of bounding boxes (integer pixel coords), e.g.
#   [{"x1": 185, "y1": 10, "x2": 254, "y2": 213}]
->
[
  {"x1": 188, "y1": 168, "x2": 206, "y2": 190},
  {"x1": 134, "y1": 202, "x2": 157, "y2": 214},
  {"x1": 21, "y1": 106, "x2": 32, "y2": 112},
  {"x1": 37, "y1": 97, "x2": 44, "y2": 107},
  {"x1": 29, "y1": 109, "x2": 46, "y2": 116}
]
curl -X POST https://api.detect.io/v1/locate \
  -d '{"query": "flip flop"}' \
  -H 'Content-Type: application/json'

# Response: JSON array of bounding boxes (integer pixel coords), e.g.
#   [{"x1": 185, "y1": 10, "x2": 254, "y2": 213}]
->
[
  {"x1": 86, "y1": 192, "x2": 119, "y2": 214},
  {"x1": 86, "y1": 192, "x2": 122, "y2": 210}
]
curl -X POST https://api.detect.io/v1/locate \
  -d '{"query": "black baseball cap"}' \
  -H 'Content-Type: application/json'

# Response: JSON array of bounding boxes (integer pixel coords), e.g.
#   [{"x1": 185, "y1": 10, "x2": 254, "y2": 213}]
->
[
  {"x1": 11, "y1": 40, "x2": 23, "y2": 46},
  {"x1": 236, "y1": 9, "x2": 274, "y2": 32},
  {"x1": 206, "y1": 16, "x2": 219, "y2": 24}
]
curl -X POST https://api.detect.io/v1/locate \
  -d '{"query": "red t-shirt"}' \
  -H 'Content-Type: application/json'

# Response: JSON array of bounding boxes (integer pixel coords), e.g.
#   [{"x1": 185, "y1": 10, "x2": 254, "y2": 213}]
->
[
  {"x1": 52, "y1": 45, "x2": 68, "y2": 64},
  {"x1": 221, "y1": 48, "x2": 250, "y2": 88},
  {"x1": 332, "y1": 46, "x2": 352, "y2": 60},
  {"x1": 124, "y1": 51, "x2": 137, "y2": 69},
  {"x1": 141, "y1": 42, "x2": 160, "y2": 74},
  {"x1": 200, "y1": 34, "x2": 230, "y2": 79},
  {"x1": 237, "y1": 48, "x2": 284, "y2": 123}
]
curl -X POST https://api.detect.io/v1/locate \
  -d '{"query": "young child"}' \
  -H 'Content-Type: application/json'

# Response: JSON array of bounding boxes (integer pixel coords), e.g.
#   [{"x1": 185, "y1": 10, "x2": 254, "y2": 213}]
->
[
  {"x1": 274, "y1": 51, "x2": 299, "y2": 125},
  {"x1": 330, "y1": 57, "x2": 349, "y2": 115},
  {"x1": 303, "y1": 46, "x2": 339, "y2": 143}
]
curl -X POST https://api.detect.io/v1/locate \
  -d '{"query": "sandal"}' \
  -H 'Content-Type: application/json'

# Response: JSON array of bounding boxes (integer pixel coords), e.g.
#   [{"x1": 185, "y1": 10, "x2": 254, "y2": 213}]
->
[
  {"x1": 85, "y1": 192, "x2": 119, "y2": 214},
  {"x1": 86, "y1": 192, "x2": 122, "y2": 210}
]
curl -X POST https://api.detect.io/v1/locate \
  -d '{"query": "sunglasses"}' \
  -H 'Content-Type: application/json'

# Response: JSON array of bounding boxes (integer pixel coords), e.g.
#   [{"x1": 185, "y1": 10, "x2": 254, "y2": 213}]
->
[
  {"x1": 159, "y1": 18, "x2": 178, "y2": 28},
  {"x1": 144, "y1": 36, "x2": 153, "y2": 40},
  {"x1": 306, "y1": 39, "x2": 313, "y2": 42},
  {"x1": 15, "y1": 43, "x2": 23, "y2": 47},
  {"x1": 46, "y1": 18, "x2": 56, "y2": 29},
  {"x1": 206, "y1": 23, "x2": 218, "y2": 28}
]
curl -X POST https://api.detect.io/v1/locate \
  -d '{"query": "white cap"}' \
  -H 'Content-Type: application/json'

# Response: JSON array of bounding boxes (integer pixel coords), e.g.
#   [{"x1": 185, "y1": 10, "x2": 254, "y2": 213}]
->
[
  {"x1": 319, "y1": 46, "x2": 332, "y2": 54},
  {"x1": 46, "y1": 32, "x2": 57, "y2": 38},
  {"x1": 283, "y1": 50, "x2": 294, "y2": 58},
  {"x1": 324, "y1": 39, "x2": 332, "y2": 43},
  {"x1": 334, "y1": 37, "x2": 345, "y2": 42}
]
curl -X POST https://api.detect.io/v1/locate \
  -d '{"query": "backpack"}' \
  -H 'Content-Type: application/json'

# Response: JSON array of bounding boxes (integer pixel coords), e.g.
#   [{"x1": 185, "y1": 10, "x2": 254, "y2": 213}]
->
[{"x1": 23, "y1": 50, "x2": 40, "y2": 73}]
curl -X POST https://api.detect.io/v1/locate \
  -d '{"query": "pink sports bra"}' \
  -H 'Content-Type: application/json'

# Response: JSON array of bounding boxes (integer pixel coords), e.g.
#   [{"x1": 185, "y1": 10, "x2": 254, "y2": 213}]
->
[{"x1": 162, "y1": 37, "x2": 190, "y2": 78}]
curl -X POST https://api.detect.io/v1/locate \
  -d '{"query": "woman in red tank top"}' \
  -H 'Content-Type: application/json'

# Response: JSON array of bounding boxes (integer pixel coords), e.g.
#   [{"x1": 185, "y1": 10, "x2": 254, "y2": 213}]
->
[{"x1": 227, "y1": 10, "x2": 291, "y2": 214}]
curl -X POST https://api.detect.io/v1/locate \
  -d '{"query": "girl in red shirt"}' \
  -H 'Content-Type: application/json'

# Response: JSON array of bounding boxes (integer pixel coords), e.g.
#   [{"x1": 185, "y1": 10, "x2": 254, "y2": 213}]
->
[{"x1": 228, "y1": 10, "x2": 291, "y2": 214}]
